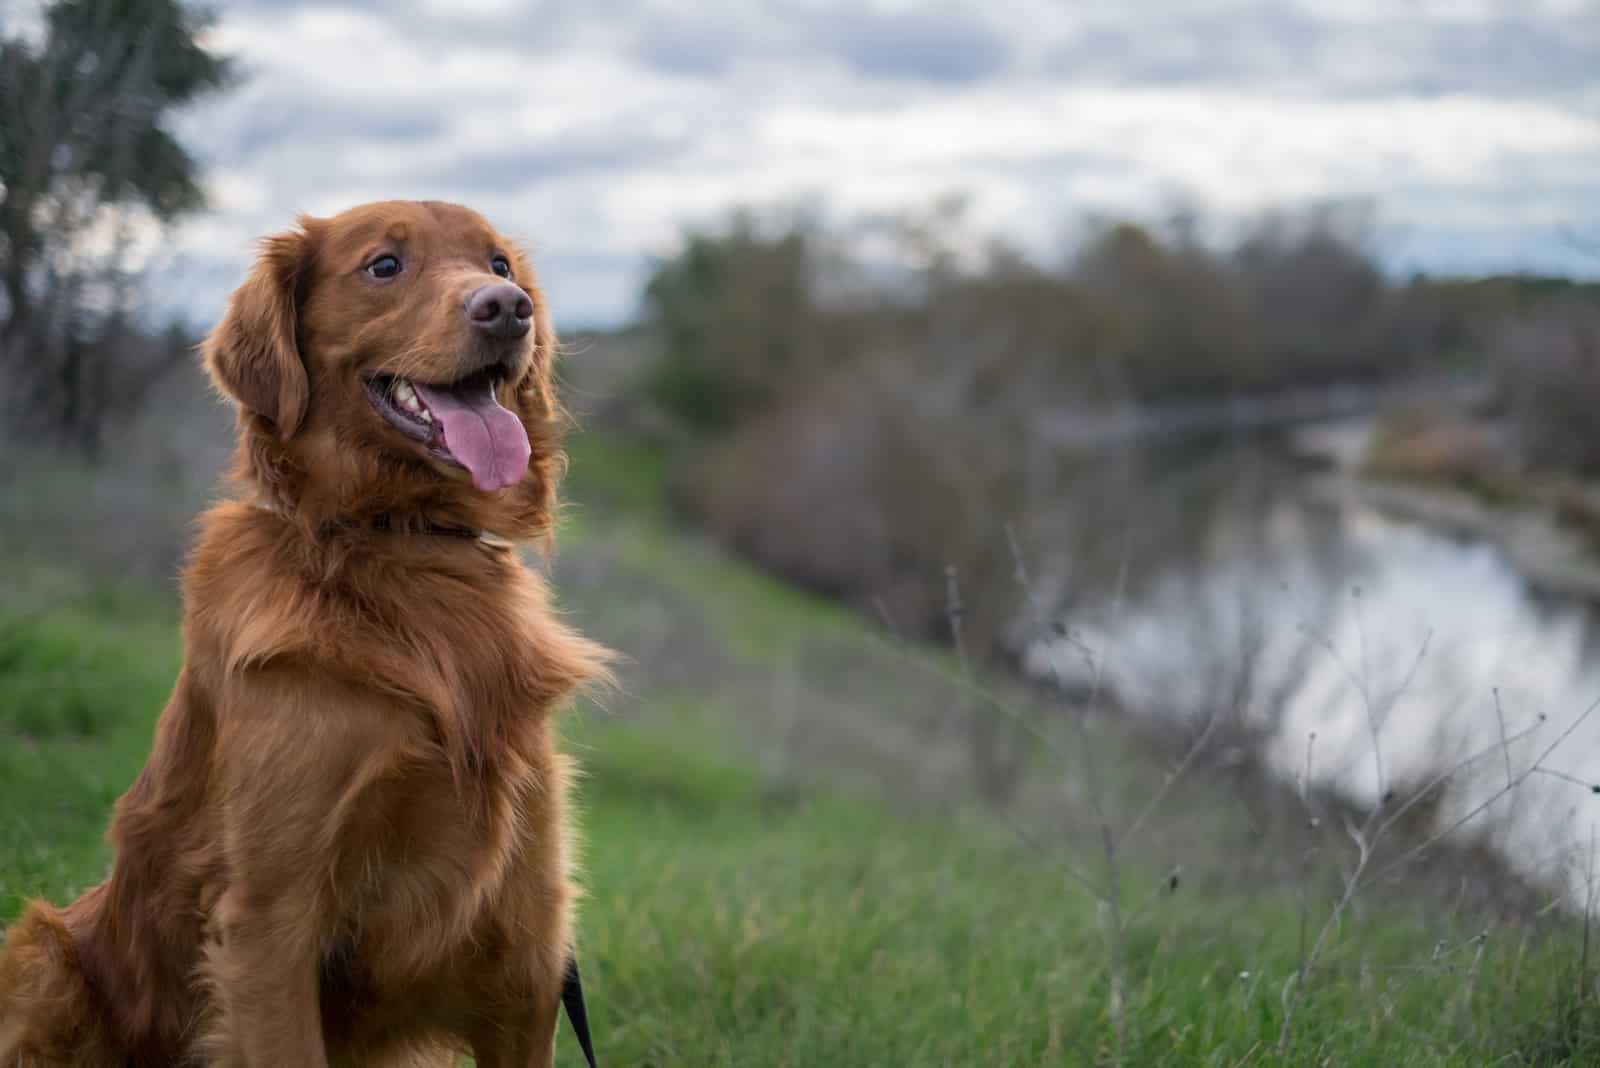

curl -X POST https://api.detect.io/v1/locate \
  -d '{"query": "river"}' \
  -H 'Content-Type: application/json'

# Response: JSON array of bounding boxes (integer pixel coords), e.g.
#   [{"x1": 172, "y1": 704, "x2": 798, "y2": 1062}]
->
[{"x1": 1018, "y1": 433, "x2": 1600, "y2": 907}]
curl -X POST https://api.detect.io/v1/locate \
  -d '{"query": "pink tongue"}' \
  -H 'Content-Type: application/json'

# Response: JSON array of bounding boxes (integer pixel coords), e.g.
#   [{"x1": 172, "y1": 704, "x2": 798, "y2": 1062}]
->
[{"x1": 412, "y1": 378, "x2": 531, "y2": 492}]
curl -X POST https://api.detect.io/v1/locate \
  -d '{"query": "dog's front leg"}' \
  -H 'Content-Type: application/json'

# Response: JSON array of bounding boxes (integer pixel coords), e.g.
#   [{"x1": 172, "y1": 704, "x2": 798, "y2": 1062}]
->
[
  {"x1": 209, "y1": 888, "x2": 330, "y2": 1068},
  {"x1": 206, "y1": 668, "x2": 410, "y2": 1067},
  {"x1": 468, "y1": 994, "x2": 562, "y2": 1068}
]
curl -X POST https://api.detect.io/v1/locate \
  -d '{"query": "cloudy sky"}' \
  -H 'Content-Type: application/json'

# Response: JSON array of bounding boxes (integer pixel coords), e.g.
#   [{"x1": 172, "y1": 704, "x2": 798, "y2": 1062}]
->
[{"x1": 137, "y1": 0, "x2": 1600, "y2": 327}]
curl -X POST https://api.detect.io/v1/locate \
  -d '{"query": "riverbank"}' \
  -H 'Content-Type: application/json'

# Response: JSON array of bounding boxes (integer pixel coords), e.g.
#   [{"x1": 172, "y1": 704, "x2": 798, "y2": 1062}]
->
[{"x1": 1294, "y1": 417, "x2": 1600, "y2": 605}]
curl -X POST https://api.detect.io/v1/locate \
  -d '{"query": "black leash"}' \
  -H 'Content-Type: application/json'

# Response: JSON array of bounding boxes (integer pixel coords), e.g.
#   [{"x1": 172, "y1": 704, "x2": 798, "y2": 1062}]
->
[{"x1": 562, "y1": 955, "x2": 599, "y2": 1068}]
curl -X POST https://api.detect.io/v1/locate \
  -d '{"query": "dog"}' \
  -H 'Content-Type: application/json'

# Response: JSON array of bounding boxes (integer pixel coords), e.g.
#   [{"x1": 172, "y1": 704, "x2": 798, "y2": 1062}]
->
[{"x1": 0, "y1": 201, "x2": 612, "y2": 1066}]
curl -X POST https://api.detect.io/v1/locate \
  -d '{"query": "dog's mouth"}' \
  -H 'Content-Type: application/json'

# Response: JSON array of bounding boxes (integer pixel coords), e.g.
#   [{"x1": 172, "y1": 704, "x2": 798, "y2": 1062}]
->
[{"x1": 364, "y1": 368, "x2": 530, "y2": 492}]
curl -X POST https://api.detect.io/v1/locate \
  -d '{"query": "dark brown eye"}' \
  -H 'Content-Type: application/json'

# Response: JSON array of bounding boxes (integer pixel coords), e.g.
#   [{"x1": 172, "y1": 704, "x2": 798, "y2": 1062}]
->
[
  {"x1": 490, "y1": 255, "x2": 512, "y2": 279},
  {"x1": 366, "y1": 254, "x2": 401, "y2": 279}
]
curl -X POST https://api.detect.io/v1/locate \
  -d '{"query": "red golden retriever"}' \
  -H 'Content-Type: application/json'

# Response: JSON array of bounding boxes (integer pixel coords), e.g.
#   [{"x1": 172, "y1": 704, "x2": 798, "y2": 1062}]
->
[{"x1": 0, "y1": 201, "x2": 612, "y2": 1066}]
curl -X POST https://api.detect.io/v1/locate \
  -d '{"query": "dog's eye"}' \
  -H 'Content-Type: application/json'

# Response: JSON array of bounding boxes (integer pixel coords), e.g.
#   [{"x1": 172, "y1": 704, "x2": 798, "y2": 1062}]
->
[
  {"x1": 366, "y1": 255, "x2": 402, "y2": 280},
  {"x1": 490, "y1": 255, "x2": 512, "y2": 279}
]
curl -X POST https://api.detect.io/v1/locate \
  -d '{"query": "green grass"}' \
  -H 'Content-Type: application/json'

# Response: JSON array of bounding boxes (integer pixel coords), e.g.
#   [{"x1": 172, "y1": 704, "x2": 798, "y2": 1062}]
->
[
  {"x1": 564, "y1": 434, "x2": 672, "y2": 519},
  {"x1": 0, "y1": 578, "x2": 181, "y2": 920},
  {"x1": 6, "y1": 556, "x2": 1600, "y2": 1063},
  {"x1": 563, "y1": 435, "x2": 870, "y2": 661},
  {"x1": 571, "y1": 714, "x2": 1598, "y2": 1066}
]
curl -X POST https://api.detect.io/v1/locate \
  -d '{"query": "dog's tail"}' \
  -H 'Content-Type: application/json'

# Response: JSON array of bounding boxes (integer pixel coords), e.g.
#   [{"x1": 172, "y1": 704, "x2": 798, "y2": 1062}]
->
[{"x1": 0, "y1": 899, "x2": 120, "y2": 1066}]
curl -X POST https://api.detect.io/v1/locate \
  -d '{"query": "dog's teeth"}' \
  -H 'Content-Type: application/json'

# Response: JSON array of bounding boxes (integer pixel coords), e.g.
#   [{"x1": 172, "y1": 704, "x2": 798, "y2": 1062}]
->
[
  {"x1": 391, "y1": 380, "x2": 426, "y2": 415},
  {"x1": 377, "y1": 376, "x2": 429, "y2": 422}
]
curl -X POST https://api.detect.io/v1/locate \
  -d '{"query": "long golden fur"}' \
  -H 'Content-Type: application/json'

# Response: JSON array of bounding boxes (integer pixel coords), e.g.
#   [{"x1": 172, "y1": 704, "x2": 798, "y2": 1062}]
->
[{"x1": 0, "y1": 201, "x2": 611, "y2": 1066}]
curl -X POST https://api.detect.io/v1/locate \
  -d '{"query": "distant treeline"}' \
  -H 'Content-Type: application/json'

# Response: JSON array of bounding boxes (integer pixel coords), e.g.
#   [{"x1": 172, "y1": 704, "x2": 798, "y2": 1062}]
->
[
  {"x1": 619, "y1": 201, "x2": 1600, "y2": 651},
  {"x1": 639, "y1": 200, "x2": 1599, "y2": 432}
]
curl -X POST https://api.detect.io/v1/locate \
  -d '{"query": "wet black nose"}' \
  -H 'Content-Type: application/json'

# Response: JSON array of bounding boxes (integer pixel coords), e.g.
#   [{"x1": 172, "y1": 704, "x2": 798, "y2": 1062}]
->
[{"x1": 465, "y1": 282, "x2": 533, "y2": 339}]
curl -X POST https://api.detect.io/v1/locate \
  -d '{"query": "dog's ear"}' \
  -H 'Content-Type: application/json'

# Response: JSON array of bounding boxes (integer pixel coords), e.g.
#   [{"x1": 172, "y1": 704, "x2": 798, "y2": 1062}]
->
[{"x1": 202, "y1": 225, "x2": 315, "y2": 439}]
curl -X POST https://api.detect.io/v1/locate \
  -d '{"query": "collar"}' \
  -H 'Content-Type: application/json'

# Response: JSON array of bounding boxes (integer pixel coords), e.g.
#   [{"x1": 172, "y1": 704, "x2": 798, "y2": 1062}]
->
[
  {"x1": 249, "y1": 501, "x2": 503, "y2": 545},
  {"x1": 366, "y1": 513, "x2": 481, "y2": 539}
]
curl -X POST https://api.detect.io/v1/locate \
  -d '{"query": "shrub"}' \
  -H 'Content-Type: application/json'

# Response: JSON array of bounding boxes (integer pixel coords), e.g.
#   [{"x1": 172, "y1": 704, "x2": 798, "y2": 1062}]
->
[{"x1": 1495, "y1": 301, "x2": 1600, "y2": 473}]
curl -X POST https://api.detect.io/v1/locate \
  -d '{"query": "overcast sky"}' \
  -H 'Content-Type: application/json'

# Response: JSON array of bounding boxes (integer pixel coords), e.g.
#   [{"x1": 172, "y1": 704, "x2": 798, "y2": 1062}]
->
[{"x1": 135, "y1": 0, "x2": 1600, "y2": 327}]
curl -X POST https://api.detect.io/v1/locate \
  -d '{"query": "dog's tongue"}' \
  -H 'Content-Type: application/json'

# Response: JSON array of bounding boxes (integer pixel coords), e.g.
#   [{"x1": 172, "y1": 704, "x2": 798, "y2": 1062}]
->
[{"x1": 413, "y1": 377, "x2": 530, "y2": 492}]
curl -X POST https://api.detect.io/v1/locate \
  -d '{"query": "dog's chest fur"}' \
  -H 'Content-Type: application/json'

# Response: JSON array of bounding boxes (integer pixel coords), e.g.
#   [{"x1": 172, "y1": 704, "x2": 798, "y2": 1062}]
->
[
  {"x1": 190, "y1": 512, "x2": 593, "y2": 989},
  {"x1": 334, "y1": 701, "x2": 556, "y2": 990}
]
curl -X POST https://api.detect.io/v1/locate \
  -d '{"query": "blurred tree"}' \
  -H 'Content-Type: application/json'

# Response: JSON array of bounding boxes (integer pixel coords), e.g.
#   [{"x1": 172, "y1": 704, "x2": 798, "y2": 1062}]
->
[
  {"x1": 1496, "y1": 301, "x2": 1600, "y2": 473},
  {"x1": 642, "y1": 209, "x2": 833, "y2": 431},
  {"x1": 1074, "y1": 221, "x2": 1264, "y2": 398},
  {"x1": 0, "y1": 0, "x2": 229, "y2": 453},
  {"x1": 1232, "y1": 204, "x2": 1386, "y2": 383}
]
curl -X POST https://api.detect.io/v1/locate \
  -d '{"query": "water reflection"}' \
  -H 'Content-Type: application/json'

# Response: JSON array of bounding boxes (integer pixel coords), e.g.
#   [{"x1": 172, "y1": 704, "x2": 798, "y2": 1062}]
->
[{"x1": 1021, "y1": 438, "x2": 1600, "y2": 905}]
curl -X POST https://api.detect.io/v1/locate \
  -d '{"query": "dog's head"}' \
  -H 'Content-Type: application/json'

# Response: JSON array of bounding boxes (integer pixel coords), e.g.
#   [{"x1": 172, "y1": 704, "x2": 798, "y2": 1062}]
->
[{"x1": 203, "y1": 200, "x2": 564, "y2": 540}]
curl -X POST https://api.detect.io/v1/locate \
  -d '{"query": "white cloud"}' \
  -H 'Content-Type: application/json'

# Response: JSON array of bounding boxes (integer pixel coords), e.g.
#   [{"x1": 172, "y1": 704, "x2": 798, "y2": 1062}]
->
[{"x1": 146, "y1": 0, "x2": 1600, "y2": 329}]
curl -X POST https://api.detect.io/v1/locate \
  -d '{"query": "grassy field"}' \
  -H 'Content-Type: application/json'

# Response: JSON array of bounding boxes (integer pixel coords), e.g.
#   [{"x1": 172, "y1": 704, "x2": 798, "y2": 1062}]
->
[{"x1": 4, "y1": 448, "x2": 1600, "y2": 1064}]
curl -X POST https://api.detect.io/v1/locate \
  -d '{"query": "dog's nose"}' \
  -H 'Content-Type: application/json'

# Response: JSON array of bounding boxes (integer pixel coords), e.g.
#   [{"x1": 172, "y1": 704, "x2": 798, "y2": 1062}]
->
[{"x1": 465, "y1": 283, "x2": 533, "y2": 339}]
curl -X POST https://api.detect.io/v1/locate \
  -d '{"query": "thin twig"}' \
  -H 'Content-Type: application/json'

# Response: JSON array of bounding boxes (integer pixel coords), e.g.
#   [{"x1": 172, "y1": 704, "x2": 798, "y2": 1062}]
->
[
  {"x1": 1118, "y1": 711, "x2": 1222, "y2": 852},
  {"x1": 1494, "y1": 688, "x2": 1514, "y2": 790},
  {"x1": 1374, "y1": 696, "x2": 1600, "y2": 885},
  {"x1": 1372, "y1": 716, "x2": 1548, "y2": 851},
  {"x1": 861, "y1": 630, "x2": 1064, "y2": 759},
  {"x1": 1352, "y1": 586, "x2": 1385, "y2": 801},
  {"x1": 1584, "y1": 825, "x2": 1596, "y2": 1006},
  {"x1": 1124, "y1": 865, "x2": 1183, "y2": 927},
  {"x1": 1087, "y1": 538, "x2": 1132, "y2": 1068},
  {"x1": 1001, "y1": 808, "x2": 1104, "y2": 899}
]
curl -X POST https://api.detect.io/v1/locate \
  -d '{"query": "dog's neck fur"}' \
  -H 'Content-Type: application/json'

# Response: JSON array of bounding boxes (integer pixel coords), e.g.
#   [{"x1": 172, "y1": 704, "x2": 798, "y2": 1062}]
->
[
  {"x1": 247, "y1": 501, "x2": 491, "y2": 542},
  {"x1": 229, "y1": 401, "x2": 563, "y2": 555}
]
